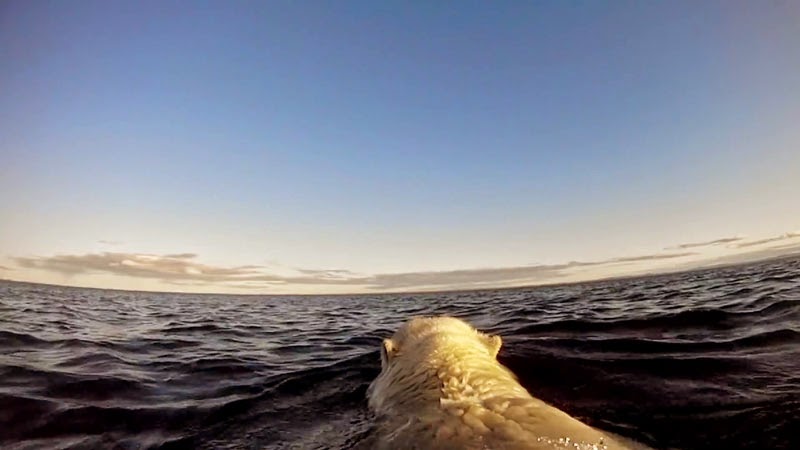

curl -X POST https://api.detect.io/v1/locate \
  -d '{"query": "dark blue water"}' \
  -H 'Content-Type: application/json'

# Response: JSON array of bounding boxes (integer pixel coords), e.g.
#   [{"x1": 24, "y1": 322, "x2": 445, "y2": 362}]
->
[{"x1": 1, "y1": 257, "x2": 799, "y2": 449}]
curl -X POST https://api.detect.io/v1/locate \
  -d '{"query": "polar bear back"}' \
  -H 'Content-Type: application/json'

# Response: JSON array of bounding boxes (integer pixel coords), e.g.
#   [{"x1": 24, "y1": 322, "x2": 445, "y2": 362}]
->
[{"x1": 366, "y1": 316, "x2": 649, "y2": 450}]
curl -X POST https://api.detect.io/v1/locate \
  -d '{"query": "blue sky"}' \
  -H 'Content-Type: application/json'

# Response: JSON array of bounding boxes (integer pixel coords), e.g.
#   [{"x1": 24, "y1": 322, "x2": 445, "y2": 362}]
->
[{"x1": 1, "y1": 1, "x2": 799, "y2": 293}]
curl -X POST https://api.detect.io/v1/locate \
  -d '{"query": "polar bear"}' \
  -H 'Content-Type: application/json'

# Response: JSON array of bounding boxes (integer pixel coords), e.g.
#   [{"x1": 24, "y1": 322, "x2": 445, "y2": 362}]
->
[{"x1": 366, "y1": 316, "x2": 648, "y2": 450}]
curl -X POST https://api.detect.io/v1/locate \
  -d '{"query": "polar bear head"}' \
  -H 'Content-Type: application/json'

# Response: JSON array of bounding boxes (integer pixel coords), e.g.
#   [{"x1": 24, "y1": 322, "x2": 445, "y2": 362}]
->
[
  {"x1": 367, "y1": 316, "x2": 504, "y2": 415},
  {"x1": 377, "y1": 316, "x2": 502, "y2": 367}
]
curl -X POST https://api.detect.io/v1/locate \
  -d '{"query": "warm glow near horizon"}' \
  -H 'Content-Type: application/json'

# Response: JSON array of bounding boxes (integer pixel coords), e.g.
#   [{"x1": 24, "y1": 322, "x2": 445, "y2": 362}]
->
[{"x1": 1, "y1": 1, "x2": 799, "y2": 294}]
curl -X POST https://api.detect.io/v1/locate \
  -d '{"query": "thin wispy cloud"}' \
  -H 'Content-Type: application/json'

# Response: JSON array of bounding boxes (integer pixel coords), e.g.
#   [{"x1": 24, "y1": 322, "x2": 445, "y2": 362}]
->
[
  {"x1": 14, "y1": 253, "x2": 281, "y2": 283},
  {"x1": 667, "y1": 236, "x2": 745, "y2": 250},
  {"x1": 768, "y1": 242, "x2": 800, "y2": 251},
  {"x1": 611, "y1": 253, "x2": 698, "y2": 263},
  {"x1": 365, "y1": 252, "x2": 697, "y2": 290},
  {"x1": 11, "y1": 250, "x2": 698, "y2": 292},
  {"x1": 296, "y1": 268, "x2": 363, "y2": 278},
  {"x1": 163, "y1": 253, "x2": 201, "y2": 259},
  {"x1": 671, "y1": 242, "x2": 800, "y2": 272},
  {"x1": 734, "y1": 232, "x2": 800, "y2": 248},
  {"x1": 12, "y1": 252, "x2": 369, "y2": 288},
  {"x1": 98, "y1": 240, "x2": 124, "y2": 246}
]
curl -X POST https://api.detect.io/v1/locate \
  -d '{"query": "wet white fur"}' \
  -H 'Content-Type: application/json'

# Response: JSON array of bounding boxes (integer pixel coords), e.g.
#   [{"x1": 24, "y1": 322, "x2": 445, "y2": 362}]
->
[{"x1": 367, "y1": 316, "x2": 649, "y2": 450}]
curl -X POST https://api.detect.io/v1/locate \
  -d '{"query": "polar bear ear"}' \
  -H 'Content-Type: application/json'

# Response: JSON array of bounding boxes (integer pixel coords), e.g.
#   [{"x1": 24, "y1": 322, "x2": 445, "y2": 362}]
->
[
  {"x1": 483, "y1": 334, "x2": 502, "y2": 358},
  {"x1": 380, "y1": 338, "x2": 397, "y2": 367}
]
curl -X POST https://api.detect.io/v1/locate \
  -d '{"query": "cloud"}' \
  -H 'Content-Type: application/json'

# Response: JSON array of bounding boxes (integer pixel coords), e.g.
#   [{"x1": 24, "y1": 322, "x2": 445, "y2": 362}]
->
[
  {"x1": 98, "y1": 240, "x2": 124, "y2": 246},
  {"x1": 0, "y1": 265, "x2": 12, "y2": 271},
  {"x1": 11, "y1": 250, "x2": 697, "y2": 292},
  {"x1": 611, "y1": 252, "x2": 697, "y2": 263},
  {"x1": 296, "y1": 268, "x2": 363, "y2": 278},
  {"x1": 670, "y1": 242, "x2": 800, "y2": 272},
  {"x1": 667, "y1": 236, "x2": 745, "y2": 249},
  {"x1": 734, "y1": 231, "x2": 800, "y2": 248},
  {"x1": 365, "y1": 252, "x2": 697, "y2": 290},
  {"x1": 163, "y1": 253, "x2": 199, "y2": 259},
  {"x1": 12, "y1": 252, "x2": 368, "y2": 287}
]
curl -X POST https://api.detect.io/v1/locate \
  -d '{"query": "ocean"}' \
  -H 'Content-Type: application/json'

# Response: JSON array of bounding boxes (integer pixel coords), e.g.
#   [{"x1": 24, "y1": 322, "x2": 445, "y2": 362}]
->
[{"x1": 1, "y1": 257, "x2": 798, "y2": 450}]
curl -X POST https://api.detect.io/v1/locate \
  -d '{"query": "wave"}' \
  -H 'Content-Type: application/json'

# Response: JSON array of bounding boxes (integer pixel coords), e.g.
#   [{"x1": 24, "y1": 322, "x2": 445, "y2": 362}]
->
[
  {"x1": 511, "y1": 299, "x2": 798, "y2": 336},
  {"x1": 514, "y1": 328, "x2": 800, "y2": 355}
]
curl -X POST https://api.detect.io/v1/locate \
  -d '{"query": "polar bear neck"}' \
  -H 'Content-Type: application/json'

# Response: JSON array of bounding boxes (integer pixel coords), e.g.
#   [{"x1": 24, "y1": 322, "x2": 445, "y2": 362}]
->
[{"x1": 430, "y1": 337, "x2": 529, "y2": 405}]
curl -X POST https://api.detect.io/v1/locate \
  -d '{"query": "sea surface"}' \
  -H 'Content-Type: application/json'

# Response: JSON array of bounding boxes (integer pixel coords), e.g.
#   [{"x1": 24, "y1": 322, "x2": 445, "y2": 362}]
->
[{"x1": 1, "y1": 257, "x2": 799, "y2": 450}]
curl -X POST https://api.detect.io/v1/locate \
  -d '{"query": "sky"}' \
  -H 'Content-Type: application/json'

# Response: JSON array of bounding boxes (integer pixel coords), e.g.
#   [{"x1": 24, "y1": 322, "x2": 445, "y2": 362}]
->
[{"x1": 1, "y1": 1, "x2": 799, "y2": 294}]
